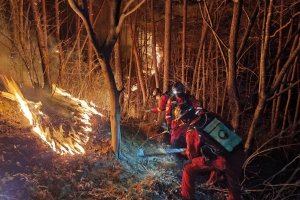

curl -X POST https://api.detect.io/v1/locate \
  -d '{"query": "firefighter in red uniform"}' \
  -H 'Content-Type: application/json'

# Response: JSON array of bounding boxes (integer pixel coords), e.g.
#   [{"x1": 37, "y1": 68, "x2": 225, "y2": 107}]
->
[
  {"x1": 174, "y1": 103, "x2": 245, "y2": 200},
  {"x1": 145, "y1": 88, "x2": 170, "y2": 113},
  {"x1": 165, "y1": 81, "x2": 202, "y2": 147}
]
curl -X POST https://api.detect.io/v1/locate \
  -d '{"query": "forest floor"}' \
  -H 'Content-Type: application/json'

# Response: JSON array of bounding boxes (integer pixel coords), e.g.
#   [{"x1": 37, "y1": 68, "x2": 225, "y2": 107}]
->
[{"x1": 0, "y1": 88, "x2": 236, "y2": 200}]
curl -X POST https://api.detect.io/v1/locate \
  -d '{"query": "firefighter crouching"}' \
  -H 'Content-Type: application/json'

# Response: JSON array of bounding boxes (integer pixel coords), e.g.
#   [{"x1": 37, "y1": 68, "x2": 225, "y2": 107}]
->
[
  {"x1": 174, "y1": 103, "x2": 246, "y2": 200},
  {"x1": 165, "y1": 81, "x2": 202, "y2": 147},
  {"x1": 145, "y1": 88, "x2": 170, "y2": 114}
]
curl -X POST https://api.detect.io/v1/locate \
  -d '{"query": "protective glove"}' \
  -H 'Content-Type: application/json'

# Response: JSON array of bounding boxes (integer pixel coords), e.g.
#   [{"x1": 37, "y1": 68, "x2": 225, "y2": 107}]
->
[
  {"x1": 145, "y1": 110, "x2": 151, "y2": 113},
  {"x1": 183, "y1": 159, "x2": 192, "y2": 167}
]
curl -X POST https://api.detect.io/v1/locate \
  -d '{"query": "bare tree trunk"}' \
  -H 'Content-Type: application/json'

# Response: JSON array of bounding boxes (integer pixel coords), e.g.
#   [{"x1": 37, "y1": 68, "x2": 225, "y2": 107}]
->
[
  {"x1": 280, "y1": 68, "x2": 292, "y2": 134},
  {"x1": 202, "y1": 44, "x2": 206, "y2": 108},
  {"x1": 55, "y1": 0, "x2": 64, "y2": 85},
  {"x1": 150, "y1": 0, "x2": 159, "y2": 88},
  {"x1": 9, "y1": 0, "x2": 19, "y2": 43},
  {"x1": 30, "y1": 0, "x2": 51, "y2": 89},
  {"x1": 291, "y1": 40, "x2": 299, "y2": 137},
  {"x1": 76, "y1": 3, "x2": 82, "y2": 81},
  {"x1": 41, "y1": 0, "x2": 47, "y2": 50},
  {"x1": 114, "y1": 38, "x2": 125, "y2": 115},
  {"x1": 163, "y1": 0, "x2": 171, "y2": 92},
  {"x1": 192, "y1": 47, "x2": 200, "y2": 95},
  {"x1": 200, "y1": 1, "x2": 227, "y2": 69},
  {"x1": 227, "y1": 0, "x2": 242, "y2": 130},
  {"x1": 280, "y1": 34, "x2": 299, "y2": 134},
  {"x1": 87, "y1": 0, "x2": 94, "y2": 83},
  {"x1": 114, "y1": 38, "x2": 123, "y2": 91},
  {"x1": 143, "y1": 8, "x2": 150, "y2": 94},
  {"x1": 215, "y1": 45, "x2": 220, "y2": 113},
  {"x1": 245, "y1": 0, "x2": 300, "y2": 152},
  {"x1": 195, "y1": 44, "x2": 204, "y2": 101},
  {"x1": 121, "y1": 41, "x2": 133, "y2": 118},
  {"x1": 181, "y1": 0, "x2": 186, "y2": 83},
  {"x1": 15, "y1": 0, "x2": 37, "y2": 85},
  {"x1": 245, "y1": 0, "x2": 273, "y2": 153},
  {"x1": 126, "y1": 46, "x2": 134, "y2": 114},
  {"x1": 271, "y1": 0, "x2": 284, "y2": 133},
  {"x1": 191, "y1": 16, "x2": 208, "y2": 94},
  {"x1": 129, "y1": 15, "x2": 147, "y2": 107},
  {"x1": 236, "y1": 4, "x2": 259, "y2": 60},
  {"x1": 67, "y1": 0, "x2": 145, "y2": 160}
]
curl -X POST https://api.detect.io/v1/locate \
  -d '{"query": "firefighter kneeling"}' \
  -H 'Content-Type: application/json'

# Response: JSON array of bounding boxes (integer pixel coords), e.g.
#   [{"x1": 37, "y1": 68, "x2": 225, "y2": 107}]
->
[{"x1": 174, "y1": 103, "x2": 246, "y2": 200}]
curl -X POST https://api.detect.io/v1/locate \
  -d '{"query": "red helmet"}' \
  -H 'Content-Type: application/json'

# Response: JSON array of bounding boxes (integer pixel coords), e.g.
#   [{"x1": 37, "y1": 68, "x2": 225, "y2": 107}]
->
[
  {"x1": 172, "y1": 81, "x2": 184, "y2": 95},
  {"x1": 152, "y1": 88, "x2": 162, "y2": 97}
]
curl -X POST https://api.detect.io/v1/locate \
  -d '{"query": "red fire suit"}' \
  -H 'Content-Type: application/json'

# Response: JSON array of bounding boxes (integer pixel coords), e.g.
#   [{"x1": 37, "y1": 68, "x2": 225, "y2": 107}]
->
[
  {"x1": 150, "y1": 94, "x2": 169, "y2": 113},
  {"x1": 181, "y1": 128, "x2": 245, "y2": 200},
  {"x1": 165, "y1": 94, "x2": 201, "y2": 145}
]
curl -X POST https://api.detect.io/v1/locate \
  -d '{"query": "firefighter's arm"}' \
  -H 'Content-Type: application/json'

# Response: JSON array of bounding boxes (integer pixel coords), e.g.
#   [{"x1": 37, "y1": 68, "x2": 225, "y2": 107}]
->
[
  {"x1": 150, "y1": 108, "x2": 159, "y2": 113},
  {"x1": 190, "y1": 95, "x2": 203, "y2": 113},
  {"x1": 165, "y1": 98, "x2": 172, "y2": 125},
  {"x1": 158, "y1": 96, "x2": 167, "y2": 111}
]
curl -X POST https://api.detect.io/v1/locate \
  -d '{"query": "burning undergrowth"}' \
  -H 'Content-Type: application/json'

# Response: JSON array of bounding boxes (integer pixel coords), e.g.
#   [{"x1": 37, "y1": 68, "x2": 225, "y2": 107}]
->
[
  {"x1": 0, "y1": 75, "x2": 102, "y2": 155},
  {"x1": 0, "y1": 92, "x2": 183, "y2": 199},
  {"x1": 0, "y1": 76, "x2": 226, "y2": 200}
]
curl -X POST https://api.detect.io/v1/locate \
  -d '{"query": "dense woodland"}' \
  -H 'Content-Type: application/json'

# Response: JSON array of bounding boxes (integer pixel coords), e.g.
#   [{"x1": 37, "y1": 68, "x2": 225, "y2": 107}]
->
[{"x1": 0, "y1": 0, "x2": 299, "y2": 199}]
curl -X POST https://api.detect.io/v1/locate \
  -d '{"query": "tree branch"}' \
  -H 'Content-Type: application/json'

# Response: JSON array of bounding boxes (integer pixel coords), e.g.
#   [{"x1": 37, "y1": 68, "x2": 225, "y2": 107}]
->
[
  {"x1": 267, "y1": 24, "x2": 300, "y2": 71},
  {"x1": 116, "y1": 0, "x2": 145, "y2": 35},
  {"x1": 269, "y1": 39, "x2": 300, "y2": 95},
  {"x1": 267, "y1": 79, "x2": 300, "y2": 102},
  {"x1": 270, "y1": 11, "x2": 300, "y2": 38},
  {"x1": 67, "y1": 0, "x2": 100, "y2": 54}
]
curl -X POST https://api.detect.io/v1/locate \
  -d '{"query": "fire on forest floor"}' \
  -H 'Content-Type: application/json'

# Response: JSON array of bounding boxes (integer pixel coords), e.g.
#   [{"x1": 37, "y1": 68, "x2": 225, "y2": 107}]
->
[{"x1": 0, "y1": 85, "x2": 228, "y2": 200}]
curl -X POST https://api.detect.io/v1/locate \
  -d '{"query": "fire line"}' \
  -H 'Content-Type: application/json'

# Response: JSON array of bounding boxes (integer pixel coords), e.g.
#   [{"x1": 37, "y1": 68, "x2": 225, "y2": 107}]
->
[{"x1": 0, "y1": 75, "x2": 103, "y2": 155}]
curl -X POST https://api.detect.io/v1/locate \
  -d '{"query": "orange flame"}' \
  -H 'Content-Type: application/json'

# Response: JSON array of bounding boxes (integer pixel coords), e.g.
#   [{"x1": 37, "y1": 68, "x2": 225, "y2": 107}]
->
[{"x1": 0, "y1": 75, "x2": 102, "y2": 155}]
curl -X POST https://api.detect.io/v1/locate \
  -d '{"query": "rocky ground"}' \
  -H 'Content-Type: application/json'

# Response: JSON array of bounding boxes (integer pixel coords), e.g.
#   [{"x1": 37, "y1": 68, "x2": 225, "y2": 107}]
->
[{"x1": 0, "y1": 87, "x2": 237, "y2": 200}]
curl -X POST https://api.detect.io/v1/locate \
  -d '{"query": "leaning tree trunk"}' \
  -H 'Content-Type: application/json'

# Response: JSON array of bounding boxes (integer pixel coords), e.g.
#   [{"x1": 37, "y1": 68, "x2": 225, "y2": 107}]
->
[
  {"x1": 244, "y1": 0, "x2": 272, "y2": 154},
  {"x1": 191, "y1": 16, "x2": 208, "y2": 95},
  {"x1": 128, "y1": 15, "x2": 147, "y2": 107},
  {"x1": 227, "y1": 0, "x2": 242, "y2": 130},
  {"x1": 68, "y1": 0, "x2": 145, "y2": 159},
  {"x1": 245, "y1": 1, "x2": 300, "y2": 153}
]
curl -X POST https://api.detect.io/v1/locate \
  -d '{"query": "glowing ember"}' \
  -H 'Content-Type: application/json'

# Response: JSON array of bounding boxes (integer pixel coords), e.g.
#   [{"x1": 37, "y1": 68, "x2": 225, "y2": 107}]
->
[{"x1": 0, "y1": 75, "x2": 102, "y2": 155}]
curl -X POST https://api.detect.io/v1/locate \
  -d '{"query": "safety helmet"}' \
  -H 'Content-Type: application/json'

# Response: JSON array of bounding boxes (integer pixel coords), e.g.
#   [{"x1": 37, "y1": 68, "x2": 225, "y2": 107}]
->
[
  {"x1": 172, "y1": 81, "x2": 184, "y2": 95},
  {"x1": 174, "y1": 103, "x2": 194, "y2": 121},
  {"x1": 152, "y1": 88, "x2": 162, "y2": 97}
]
